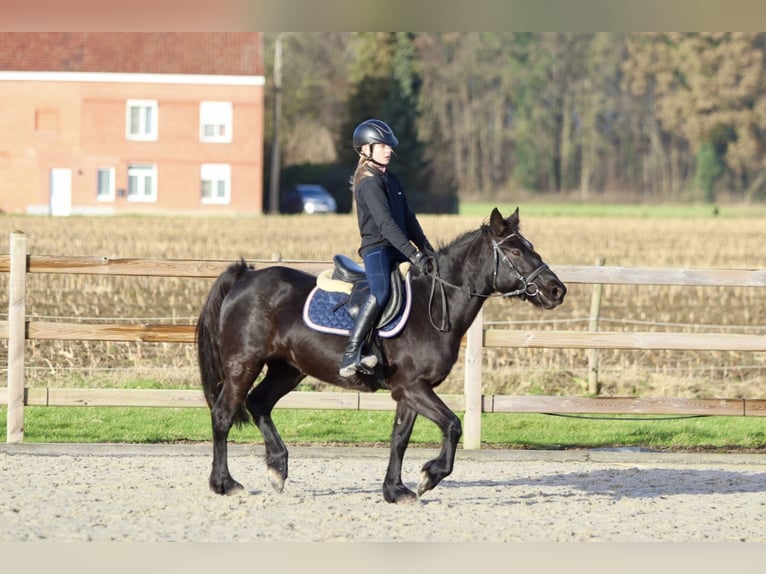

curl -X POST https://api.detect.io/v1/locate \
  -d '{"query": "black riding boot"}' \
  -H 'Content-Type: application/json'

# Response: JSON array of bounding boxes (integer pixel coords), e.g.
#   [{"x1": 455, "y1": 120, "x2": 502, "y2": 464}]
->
[{"x1": 339, "y1": 295, "x2": 380, "y2": 377}]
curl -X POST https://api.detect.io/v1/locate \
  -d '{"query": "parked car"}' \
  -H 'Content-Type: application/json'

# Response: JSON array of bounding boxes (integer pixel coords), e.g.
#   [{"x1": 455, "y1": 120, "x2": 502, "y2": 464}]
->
[{"x1": 281, "y1": 184, "x2": 337, "y2": 214}]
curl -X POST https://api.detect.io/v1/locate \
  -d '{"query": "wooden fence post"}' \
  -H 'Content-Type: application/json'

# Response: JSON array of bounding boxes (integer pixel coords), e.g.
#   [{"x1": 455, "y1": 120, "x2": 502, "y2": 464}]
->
[
  {"x1": 7, "y1": 231, "x2": 27, "y2": 443},
  {"x1": 587, "y1": 257, "x2": 605, "y2": 395},
  {"x1": 463, "y1": 308, "x2": 483, "y2": 449}
]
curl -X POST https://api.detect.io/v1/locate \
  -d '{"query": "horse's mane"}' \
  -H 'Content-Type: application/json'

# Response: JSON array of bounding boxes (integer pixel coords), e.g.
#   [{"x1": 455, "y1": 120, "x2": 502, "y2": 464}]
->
[
  {"x1": 432, "y1": 224, "x2": 489, "y2": 281},
  {"x1": 437, "y1": 214, "x2": 518, "y2": 254},
  {"x1": 433, "y1": 215, "x2": 520, "y2": 280},
  {"x1": 442, "y1": 227, "x2": 482, "y2": 252}
]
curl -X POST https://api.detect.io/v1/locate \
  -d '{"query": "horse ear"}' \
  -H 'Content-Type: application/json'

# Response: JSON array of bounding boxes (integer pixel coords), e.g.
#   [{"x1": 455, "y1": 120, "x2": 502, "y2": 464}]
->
[
  {"x1": 489, "y1": 207, "x2": 505, "y2": 234},
  {"x1": 507, "y1": 207, "x2": 520, "y2": 229}
]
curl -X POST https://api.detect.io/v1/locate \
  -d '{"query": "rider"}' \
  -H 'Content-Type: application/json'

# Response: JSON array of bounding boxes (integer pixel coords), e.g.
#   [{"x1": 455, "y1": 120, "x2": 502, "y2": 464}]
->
[{"x1": 339, "y1": 118, "x2": 435, "y2": 378}]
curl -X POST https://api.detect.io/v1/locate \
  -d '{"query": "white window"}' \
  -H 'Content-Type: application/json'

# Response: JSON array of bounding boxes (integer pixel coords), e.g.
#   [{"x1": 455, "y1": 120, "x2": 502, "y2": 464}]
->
[
  {"x1": 96, "y1": 167, "x2": 115, "y2": 202},
  {"x1": 200, "y1": 163, "x2": 231, "y2": 204},
  {"x1": 199, "y1": 101, "x2": 232, "y2": 143},
  {"x1": 126, "y1": 99, "x2": 158, "y2": 141},
  {"x1": 127, "y1": 163, "x2": 158, "y2": 202}
]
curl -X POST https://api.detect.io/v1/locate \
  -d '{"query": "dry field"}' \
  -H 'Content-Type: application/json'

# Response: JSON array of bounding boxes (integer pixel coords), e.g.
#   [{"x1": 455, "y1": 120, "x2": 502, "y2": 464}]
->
[{"x1": 2, "y1": 209, "x2": 766, "y2": 400}]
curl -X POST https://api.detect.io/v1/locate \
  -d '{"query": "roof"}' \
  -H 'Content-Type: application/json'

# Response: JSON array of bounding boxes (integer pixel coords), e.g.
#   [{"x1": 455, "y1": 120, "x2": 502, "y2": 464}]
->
[{"x1": 0, "y1": 33, "x2": 264, "y2": 76}]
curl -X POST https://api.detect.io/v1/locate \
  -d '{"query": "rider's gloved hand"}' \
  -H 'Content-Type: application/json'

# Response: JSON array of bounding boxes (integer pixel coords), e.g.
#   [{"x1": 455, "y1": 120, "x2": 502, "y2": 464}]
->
[{"x1": 410, "y1": 251, "x2": 433, "y2": 274}]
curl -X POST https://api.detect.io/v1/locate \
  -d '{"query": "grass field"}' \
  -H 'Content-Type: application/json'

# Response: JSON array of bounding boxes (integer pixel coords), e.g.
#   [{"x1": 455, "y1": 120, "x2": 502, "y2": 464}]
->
[
  {"x1": 2, "y1": 202, "x2": 766, "y2": 401},
  {"x1": 459, "y1": 201, "x2": 766, "y2": 218},
  {"x1": 2, "y1": 406, "x2": 766, "y2": 451}
]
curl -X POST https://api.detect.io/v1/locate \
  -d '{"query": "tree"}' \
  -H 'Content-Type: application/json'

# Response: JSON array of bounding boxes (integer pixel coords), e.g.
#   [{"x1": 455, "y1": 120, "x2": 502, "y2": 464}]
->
[
  {"x1": 415, "y1": 33, "x2": 535, "y2": 199},
  {"x1": 695, "y1": 141, "x2": 724, "y2": 203},
  {"x1": 338, "y1": 33, "x2": 453, "y2": 212},
  {"x1": 263, "y1": 32, "x2": 353, "y2": 166},
  {"x1": 624, "y1": 33, "x2": 766, "y2": 202},
  {"x1": 573, "y1": 33, "x2": 626, "y2": 199},
  {"x1": 261, "y1": 33, "x2": 355, "y2": 211},
  {"x1": 260, "y1": 33, "x2": 766, "y2": 206}
]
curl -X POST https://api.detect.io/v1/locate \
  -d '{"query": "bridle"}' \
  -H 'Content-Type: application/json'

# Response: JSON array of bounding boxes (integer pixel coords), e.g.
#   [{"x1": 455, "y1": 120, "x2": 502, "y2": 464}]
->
[
  {"x1": 422, "y1": 231, "x2": 549, "y2": 332},
  {"x1": 490, "y1": 233, "x2": 549, "y2": 299}
]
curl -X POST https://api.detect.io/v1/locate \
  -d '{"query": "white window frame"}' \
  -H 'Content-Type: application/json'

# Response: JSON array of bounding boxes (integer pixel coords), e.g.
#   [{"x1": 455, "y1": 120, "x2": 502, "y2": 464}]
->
[
  {"x1": 126, "y1": 99, "x2": 158, "y2": 141},
  {"x1": 200, "y1": 163, "x2": 231, "y2": 204},
  {"x1": 199, "y1": 101, "x2": 233, "y2": 143},
  {"x1": 127, "y1": 163, "x2": 158, "y2": 202},
  {"x1": 96, "y1": 167, "x2": 115, "y2": 202}
]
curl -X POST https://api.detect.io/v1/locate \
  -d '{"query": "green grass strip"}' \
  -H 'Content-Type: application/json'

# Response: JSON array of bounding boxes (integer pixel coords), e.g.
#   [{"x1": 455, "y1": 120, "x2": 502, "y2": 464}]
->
[
  {"x1": 2, "y1": 407, "x2": 765, "y2": 452},
  {"x1": 459, "y1": 201, "x2": 766, "y2": 219}
]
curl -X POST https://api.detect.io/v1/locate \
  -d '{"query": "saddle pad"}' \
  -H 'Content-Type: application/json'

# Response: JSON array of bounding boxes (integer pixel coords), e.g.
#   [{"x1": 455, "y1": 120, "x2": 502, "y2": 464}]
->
[
  {"x1": 302, "y1": 275, "x2": 412, "y2": 338},
  {"x1": 316, "y1": 268, "x2": 352, "y2": 294}
]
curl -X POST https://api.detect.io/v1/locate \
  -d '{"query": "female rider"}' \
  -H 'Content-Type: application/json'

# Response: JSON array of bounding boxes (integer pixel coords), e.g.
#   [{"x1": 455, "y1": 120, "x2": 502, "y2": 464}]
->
[{"x1": 339, "y1": 119, "x2": 434, "y2": 377}]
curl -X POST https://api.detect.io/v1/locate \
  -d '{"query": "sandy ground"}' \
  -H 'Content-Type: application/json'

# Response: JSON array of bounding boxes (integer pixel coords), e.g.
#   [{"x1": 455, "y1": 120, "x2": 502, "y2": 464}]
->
[{"x1": 1, "y1": 443, "x2": 765, "y2": 542}]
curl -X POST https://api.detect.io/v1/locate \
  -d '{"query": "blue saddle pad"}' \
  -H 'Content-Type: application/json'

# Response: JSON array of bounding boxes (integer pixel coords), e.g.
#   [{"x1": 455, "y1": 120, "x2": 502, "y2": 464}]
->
[{"x1": 302, "y1": 277, "x2": 411, "y2": 338}]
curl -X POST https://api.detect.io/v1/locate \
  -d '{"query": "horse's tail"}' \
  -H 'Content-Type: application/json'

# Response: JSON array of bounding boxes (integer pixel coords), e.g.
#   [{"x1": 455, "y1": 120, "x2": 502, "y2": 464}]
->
[{"x1": 197, "y1": 258, "x2": 252, "y2": 425}]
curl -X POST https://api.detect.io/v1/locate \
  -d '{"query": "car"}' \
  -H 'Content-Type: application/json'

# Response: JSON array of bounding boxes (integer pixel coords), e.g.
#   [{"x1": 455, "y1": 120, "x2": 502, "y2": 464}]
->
[{"x1": 281, "y1": 184, "x2": 337, "y2": 214}]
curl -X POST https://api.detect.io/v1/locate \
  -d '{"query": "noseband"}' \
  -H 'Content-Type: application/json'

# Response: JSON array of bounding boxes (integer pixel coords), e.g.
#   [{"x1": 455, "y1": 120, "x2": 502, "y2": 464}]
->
[
  {"x1": 421, "y1": 230, "x2": 549, "y2": 332},
  {"x1": 491, "y1": 233, "x2": 549, "y2": 299}
]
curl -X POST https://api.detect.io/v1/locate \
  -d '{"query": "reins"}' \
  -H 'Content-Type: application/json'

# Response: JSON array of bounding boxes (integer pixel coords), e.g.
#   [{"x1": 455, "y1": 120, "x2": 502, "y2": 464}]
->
[
  {"x1": 420, "y1": 231, "x2": 548, "y2": 332},
  {"x1": 423, "y1": 254, "x2": 451, "y2": 332}
]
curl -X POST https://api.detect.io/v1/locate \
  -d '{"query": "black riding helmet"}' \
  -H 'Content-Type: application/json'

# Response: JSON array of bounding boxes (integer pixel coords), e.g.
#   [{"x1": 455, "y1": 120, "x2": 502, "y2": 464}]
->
[{"x1": 352, "y1": 119, "x2": 398, "y2": 155}]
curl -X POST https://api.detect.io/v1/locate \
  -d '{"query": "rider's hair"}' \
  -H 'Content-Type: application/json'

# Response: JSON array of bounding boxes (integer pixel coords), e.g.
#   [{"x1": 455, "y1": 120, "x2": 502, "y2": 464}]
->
[{"x1": 351, "y1": 153, "x2": 378, "y2": 192}]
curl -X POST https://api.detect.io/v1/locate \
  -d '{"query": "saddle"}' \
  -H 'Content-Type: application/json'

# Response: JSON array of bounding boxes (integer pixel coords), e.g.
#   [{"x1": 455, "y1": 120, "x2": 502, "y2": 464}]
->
[
  {"x1": 302, "y1": 254, "x2": 412, "y2": 339},
  {"x1": 329, "y1": 254, "x2": 408, "y2": 328},
  {"x1": 302, "y1": 256, "x2": 412, "y2": 389}
]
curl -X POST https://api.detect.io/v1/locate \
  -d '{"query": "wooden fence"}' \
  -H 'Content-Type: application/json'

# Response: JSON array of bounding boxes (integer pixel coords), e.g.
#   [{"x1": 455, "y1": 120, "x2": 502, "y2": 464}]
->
[{"x1": 3, "y1": 230, "x2": 766, "y2": 447}]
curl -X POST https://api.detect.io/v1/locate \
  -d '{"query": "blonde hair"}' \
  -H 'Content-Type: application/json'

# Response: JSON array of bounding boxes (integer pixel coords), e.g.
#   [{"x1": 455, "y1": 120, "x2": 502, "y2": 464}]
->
[{"x1": 352, "y1": 155, "x2": 378, "y2": 192}]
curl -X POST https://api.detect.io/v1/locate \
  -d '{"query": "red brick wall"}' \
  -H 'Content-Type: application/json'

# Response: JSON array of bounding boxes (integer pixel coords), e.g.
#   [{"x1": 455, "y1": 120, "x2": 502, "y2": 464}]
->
[{"x1": 0, "y1": 77, "x2": 264, "y2": 215}]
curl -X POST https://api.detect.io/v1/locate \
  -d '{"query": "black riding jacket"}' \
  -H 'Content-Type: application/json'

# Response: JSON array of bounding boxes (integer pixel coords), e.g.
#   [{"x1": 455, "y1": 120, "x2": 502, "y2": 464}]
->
[{"x1": 354, "y1": 168, "x2": 428, "y2": 260}]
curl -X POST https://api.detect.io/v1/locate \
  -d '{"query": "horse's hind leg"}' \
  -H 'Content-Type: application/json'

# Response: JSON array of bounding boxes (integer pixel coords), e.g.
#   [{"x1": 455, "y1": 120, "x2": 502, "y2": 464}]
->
[
  {"x1": 245, "y1": 360, "x2": 305, "y2": 493},
  {"x1": 210, "y1": 361, "x2": 263, "y2": 495}
]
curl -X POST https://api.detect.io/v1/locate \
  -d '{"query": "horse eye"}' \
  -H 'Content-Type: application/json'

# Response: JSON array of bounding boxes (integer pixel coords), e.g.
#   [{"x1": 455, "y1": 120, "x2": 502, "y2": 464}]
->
[{"x1": 511, "y1": 249, "x2": 522, "y2": 257}]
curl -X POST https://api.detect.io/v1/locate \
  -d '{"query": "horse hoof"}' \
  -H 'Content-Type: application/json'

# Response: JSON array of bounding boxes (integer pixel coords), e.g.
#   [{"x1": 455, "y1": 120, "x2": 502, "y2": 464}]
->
[
  {"x1": 224, "y1": 483, "x2": 246, "y2": 496},
  {"x1": 383, "y1": 485, "x2": 419, "y2": 504},
  {"x1": 395, "y1": 492, "x2": 421, "y2": 505},
  {"x1": 267, "y1": 467, "x2": 286, "y2": 493},
  {"x1": 210, "y1": 476, "x2": 244, "y2": 496},
  {"x1": 417, "y1": 471, "x2": 433, "y2": 497}
]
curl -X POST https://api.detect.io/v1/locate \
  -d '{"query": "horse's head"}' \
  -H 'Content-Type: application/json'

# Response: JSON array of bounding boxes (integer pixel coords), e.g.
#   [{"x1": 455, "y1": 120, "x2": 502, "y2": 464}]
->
[{"x1": 486, "y1": 207, "x2": 566, "y2": 309}]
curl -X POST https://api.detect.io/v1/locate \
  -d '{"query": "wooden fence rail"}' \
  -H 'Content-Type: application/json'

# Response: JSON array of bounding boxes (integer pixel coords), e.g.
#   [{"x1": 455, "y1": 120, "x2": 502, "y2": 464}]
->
[{"x1": 3, "y1": 230, "x2": 766, "y2": 446}]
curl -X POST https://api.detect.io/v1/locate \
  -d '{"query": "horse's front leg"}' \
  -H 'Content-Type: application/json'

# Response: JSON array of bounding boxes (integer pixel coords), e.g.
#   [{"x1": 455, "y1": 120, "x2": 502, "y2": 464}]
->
[
  {"x1": 383, "y1": 401, "x2": 419, "y2": 504},
  {"x1": 404, "y1": 383, "x2": 463, "y2": 498}
]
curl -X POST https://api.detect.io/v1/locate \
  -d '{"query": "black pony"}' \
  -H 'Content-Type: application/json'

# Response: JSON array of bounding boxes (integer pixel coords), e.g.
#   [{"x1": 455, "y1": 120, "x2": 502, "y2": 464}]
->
[{"x1": 197, "y1": 207, "x2": 566, "y2": 503}]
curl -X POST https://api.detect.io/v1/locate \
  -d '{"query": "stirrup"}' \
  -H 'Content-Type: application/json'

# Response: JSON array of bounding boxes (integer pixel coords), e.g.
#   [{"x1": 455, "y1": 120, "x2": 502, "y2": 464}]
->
[
  {"x1": 339, "y1": 360, "x2": 374, "y2": 378},
  {"x1": 339, "y1": 344, "x2": 376, "y2": 377},
  {"x1": 360, "y1": 348, "x2": 378, "y2": 369},
  {"x1": 359, "y1": 354, "x2": 378, "y2": 369}
]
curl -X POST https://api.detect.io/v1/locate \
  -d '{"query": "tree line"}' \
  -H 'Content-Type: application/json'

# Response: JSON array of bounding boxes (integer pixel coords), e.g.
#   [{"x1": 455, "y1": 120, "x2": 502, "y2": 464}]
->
[{"x1": 263, "y1": 33, "x2": 766, "y2": 212}]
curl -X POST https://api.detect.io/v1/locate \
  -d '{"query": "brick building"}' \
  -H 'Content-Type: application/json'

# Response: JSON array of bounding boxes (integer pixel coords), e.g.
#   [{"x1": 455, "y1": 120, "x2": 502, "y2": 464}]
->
[{"x1": 0, "y1": 33, "x2": 265, "y2": 215}]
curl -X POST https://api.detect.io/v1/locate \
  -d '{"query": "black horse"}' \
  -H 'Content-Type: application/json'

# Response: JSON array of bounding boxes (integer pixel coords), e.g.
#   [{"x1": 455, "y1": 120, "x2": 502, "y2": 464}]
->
[{"x1": 197, "y1": 207, "x2": 566, "y2": 503}]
